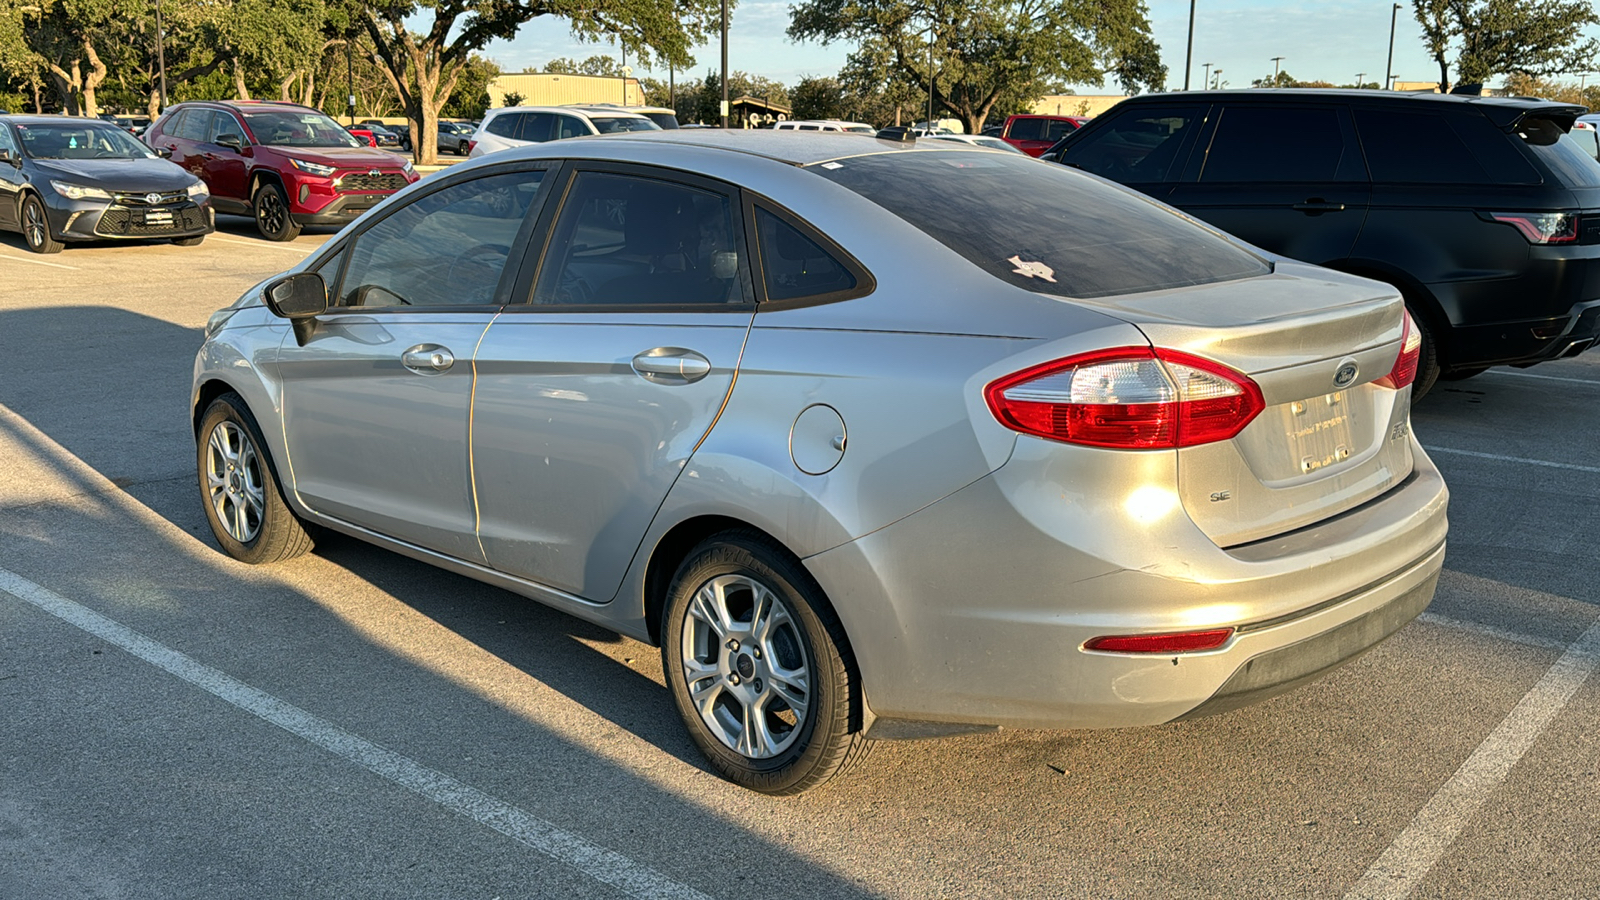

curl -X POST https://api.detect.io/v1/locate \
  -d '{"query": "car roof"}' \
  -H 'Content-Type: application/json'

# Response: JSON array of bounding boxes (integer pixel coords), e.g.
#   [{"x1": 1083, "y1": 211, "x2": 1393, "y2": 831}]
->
[
  {"x1": 171, "y1": 100, "x2": 323, "y2": 115},
  {"x1": 550, "y1": 128, "x2": 997, "y2": 167},
  {"x1": 1120, "y1": 89, "x2": 1586, "y2": 126},
  {"x1": 0, "y1": 114, "x2": 126, "y2": 127},
  {"x1": 489, "y1": 106, "x2": 650, "y2": 120}
]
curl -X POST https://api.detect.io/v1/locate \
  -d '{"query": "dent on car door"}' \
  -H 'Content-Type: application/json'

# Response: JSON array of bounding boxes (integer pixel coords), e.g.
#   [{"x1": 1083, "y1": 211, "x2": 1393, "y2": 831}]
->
[
  {"x1": 471, "y1": 167, "x2": 757, "y2": 601},
  {"x1": 274, "y1": 166, "x2": 551, "y2": 562}
]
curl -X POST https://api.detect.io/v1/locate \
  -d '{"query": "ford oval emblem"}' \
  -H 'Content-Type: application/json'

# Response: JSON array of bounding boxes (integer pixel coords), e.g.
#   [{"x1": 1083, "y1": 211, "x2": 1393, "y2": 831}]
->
[{"x1": 1333, "y1": 359, "x2": 1360, "y2": 389}]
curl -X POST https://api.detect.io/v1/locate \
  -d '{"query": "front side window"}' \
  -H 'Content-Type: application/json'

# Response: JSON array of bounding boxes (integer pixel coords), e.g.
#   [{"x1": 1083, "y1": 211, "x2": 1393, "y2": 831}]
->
[
  {"x1": 336, "y1": 170, "x2": 546, "y2": 309},
  {"x1": 1061, "y1": 105, "x2": 1205, "y2": 183},
  {"x1": 1044, "y1": 119, "x2": 1078, "y2": 142},
  {"x1": 206, "y1": 112, "x2": 246, "y2": 144},
  {"x1": 533, "y1": 171, "x2": 745, "y2": 307},
  {"x1": 554, "y1": 115, "x2": 589, "y2": 140},
  {"x1": 243, "y1": 110, "x2": 363, "y2": 148},
  {"x1": 1007, "y1": 118, "x2": 1045, "y2": 141},
  {"x1": 1200, "y1": 106, "x2": 1358, "y2": 182}
]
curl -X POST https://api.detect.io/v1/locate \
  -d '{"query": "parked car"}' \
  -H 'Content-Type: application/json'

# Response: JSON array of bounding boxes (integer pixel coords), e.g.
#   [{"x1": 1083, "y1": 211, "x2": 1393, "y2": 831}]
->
[
  {"x1": 929, "y1": 133, "x2": 1024, "y2": 152},
  {"x1": 99, "y1": 113, "x2": 152, "y2": 136},
  {"x1": 565, "y1": 104, "x2": 682, "y2": 130},
  {"x1": 1000, "y1": 114, "x2": 1088, "y2": 156},
  {"x1": 387, "y1": 122, "x2": 412, "y2": 151},
  {"x1": 1571, "y1": 114, "x2": 1600, "y2": 161},
  {"x1": 0, "y1": 114, "x2": 213, "y2": 253},
  {"x1": 773, "y1": 120, "x2": 876, "y2": 134},
  {"x1": 467, "y1": 106, "x2": 660, "y2": 158},
  {"x1": 367, "y1": 124, "x2": 402, "y2": 148},
  {"x1": 192, "y1": 130, "x2": 1447, "y2": 795},
  {"x1": 345, "y1": 125, "x2": 378, "y2": 147},
  {"x1": 146, "y1": 100, "x2": 419, "y2": 241},
  {"x1": 1053, "y1": 89, "x2": 1600, "y2": 396},
  {"x1": 438, "y1": 121, "x2": 474, "y2": 155}
]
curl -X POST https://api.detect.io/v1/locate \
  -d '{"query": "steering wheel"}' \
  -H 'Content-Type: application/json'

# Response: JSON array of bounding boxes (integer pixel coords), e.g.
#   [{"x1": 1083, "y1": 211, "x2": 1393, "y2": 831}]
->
[{"x1": 445, "y1": 243, "x2": 511, "y2": 301}]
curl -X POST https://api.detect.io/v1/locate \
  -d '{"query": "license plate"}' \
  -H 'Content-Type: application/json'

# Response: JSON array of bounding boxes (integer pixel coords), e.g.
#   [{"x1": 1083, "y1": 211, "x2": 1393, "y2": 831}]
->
[
  {"x1": 1287, "y1": 391, "x2": 1356, "y2": 474},
  {"x1": 143, "y1": 209, "x2": 174, "y2": 226}
]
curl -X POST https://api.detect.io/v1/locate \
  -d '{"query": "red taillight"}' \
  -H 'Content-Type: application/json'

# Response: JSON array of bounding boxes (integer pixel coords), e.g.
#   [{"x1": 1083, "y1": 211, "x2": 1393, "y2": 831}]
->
[
  {"x1": 1490, "y1": 211, "x2": 1579, "y2": 244},
  {"x1": 1375, "y1": 312, "x2": 1422, "y2": 389},
  {"x1": 1084, "y1": 628, "x2": 1235, "y2": 654},
  {"x1": 467, "y1": 140, "x2": 477, "y2": 154},
  {"x1": 984, "y1": 347, "x2": 1265, "y2": 449}
]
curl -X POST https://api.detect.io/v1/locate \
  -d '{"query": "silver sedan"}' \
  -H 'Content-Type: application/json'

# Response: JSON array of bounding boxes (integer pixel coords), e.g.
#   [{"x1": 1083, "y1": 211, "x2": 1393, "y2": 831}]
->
[{"x1": 191, "y1": 130, "x2": 1448, "y2": 794}]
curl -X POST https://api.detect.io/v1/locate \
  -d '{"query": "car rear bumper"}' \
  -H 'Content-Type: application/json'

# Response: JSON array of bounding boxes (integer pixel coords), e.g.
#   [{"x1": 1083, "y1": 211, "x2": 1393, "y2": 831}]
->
[
  {"x1": 803, "y1": 435, "x2": 1449, "y2": 734},
  {"x1": 1444, "y1": 299, "x2": 1600, "y2": 367}
]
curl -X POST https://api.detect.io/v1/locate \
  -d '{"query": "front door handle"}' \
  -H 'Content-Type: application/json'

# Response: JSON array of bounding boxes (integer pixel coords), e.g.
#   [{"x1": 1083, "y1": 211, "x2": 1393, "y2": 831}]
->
[
  {"x1": 632, "y1": 348, "x2": 711, "y2": 383},
  {"x1": 401, "y1": 344, "x2": 455, "y2": 374},
  {"x1": 1292, "y1": 199, "x2": 1347, "y2": 213}
]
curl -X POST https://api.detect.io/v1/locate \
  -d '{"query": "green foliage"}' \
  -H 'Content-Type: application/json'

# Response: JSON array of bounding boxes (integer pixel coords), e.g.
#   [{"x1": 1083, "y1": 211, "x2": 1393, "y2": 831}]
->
[
  {"x1": 675, "y1": 70, "x2": 789, "y2": 124},
  {"x1": 788, "y1": 0, "x2": 1163, "y2": 134},
  {"x1": 790, "y1": 75, "x2": 843, "y2": 120},
  {"x1": 544, "y1": 54, "x2": 623, "y2": 76},
  {"x1": 1412, "y1": 0, "x2": 1600, "y2": 91},
  {"x1": 443, "y1": 54, "x2": 499, "y2": 118}
]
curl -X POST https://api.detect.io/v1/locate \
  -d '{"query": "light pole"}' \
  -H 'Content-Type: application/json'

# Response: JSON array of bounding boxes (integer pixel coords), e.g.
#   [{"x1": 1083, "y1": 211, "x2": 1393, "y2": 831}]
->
[
  {"x1": 1271, "y1": 56, "x2": 1284, "y2": 87},
  {"x1": 719, "y1": 0, "x2": 728, "y2": 127},
  {"x1": 1385, "y1": 3, "x2": 1401, "y2": 90},
  {"x1": 1202, "y1": 62, "x2": 1212, "y2": 91},
  {"x1": 1212, "y1": 69, "x2": 1223, "y2": 89},
  {"x1": 1356, "y1": 72, "x2": 1367, "y2": 89},
  {"x1": 154, "y1": 0, "x2": 168, "y2": 110},
  {"x1": 1183, "y1": 0, "x2": 1196, "y2": 90}
]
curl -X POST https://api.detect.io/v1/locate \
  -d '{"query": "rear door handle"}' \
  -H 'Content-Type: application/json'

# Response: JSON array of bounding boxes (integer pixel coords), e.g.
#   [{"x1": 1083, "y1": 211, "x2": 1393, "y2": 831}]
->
[
  {"x1": 401, "y1": 344, "x2": 454, "y2": 374},
  {"x1": 632, "y1": 348, "x2": 711, "y2": 383},
  {"x1": 1292, "y1": 199, "x2": 1347, "y2": 213}
]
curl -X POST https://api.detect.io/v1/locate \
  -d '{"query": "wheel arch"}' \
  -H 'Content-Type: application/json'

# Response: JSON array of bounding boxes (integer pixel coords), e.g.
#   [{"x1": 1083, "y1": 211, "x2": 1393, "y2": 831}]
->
[{"x1": 1323, "y1": 259, "x2": 1453, "y2": 364}]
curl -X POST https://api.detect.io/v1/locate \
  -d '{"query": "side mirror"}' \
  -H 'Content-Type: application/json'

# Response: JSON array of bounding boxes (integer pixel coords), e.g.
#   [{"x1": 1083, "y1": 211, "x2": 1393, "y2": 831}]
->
[
  {"x1": 0, "y1": 148, "x2": 15, "y2": 166},
  {"x1": 156, "y1": 147, "x2": 173, "y2": 159},
  {"x1": 216, "y1": 134, "x2": 244, "y2": 152},
  {"x1": 265, "y1": 272, "x2": 328, "y2": 346}
]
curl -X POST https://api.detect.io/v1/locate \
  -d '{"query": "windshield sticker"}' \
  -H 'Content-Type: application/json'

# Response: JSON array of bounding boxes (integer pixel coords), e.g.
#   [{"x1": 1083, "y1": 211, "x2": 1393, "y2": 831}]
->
[
  {"x1": 1007, "y1": 256, "x2": 1057, "y2": 283},
  {"x1": 820, "y1": 162, "x2": 844, "y2": 170}
]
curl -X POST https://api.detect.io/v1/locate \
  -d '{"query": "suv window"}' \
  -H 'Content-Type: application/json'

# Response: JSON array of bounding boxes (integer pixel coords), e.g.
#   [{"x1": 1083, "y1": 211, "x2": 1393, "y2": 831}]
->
[
  {"x1": 554, "y1": 115, "x2": 588, "y2": 140},
  {"x1": 519, "y1": 112, "x2": 557, "y2": 142},
  {"x1": 1200, "y1": 106, "x2": 1359, "y2": 182},
  {"x1": 172, "y1": 109, "x2": 208, "y2": 142},
  {"x1": 817, "y1": 151, "x2": 1269, "y2": 299},
  {"x1": 337, "y1": 170, "x2": 546, "y2": 309},
  {"x1": 1044, "y1": 119, "x2": 1077, "y2": 142},
  {"x1": 206, "y1": 111, "x2": 245, "y2": 144},
  {"x1": 485, "y1": 113, "x2": 521, "y2": 139},
  {"x1": 1008, "y1": 118, "x2": 1045, "y2": 141},
  {"x1": 0, "y1": 125, "x2": 17, "y2": 156},
  {"x1": 1062, "y1": 105, "x2": 1204, "y2": 182},
  {"x1": 755, "y1": 208, "x2": 858, "y2": 301},
  {"x1": 1517, "y1": 116, "x2": 1600, "y2": 187},
  {"x1": 1353, "y1": 108, "x2": 1537, "y2": 184},
  {"x1": 534, "y1": 171, "x2": 745, "y2": 307}
]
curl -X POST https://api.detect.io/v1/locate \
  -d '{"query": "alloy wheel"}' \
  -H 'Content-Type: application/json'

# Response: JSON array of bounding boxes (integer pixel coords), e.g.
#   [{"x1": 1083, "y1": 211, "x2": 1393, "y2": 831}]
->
[
  {"x1": 205, "y1": 420, "x2": 266, "y2": 544},
  {"x1": 24, "y1": 201, "x2": 46, "y2": 248},
  {"x1": 256, "y1": 190, "x2": 286, "y2": 236},
  {"x1": 678, "y1": 573, "x2": 812, "y2": 759}
]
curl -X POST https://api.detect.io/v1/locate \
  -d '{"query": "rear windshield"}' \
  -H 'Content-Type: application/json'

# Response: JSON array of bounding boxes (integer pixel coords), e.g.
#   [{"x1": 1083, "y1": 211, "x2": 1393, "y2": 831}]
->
[
  {"x1": 1519, "y1": 117, "x2": 1600, "y2": 187},
  {"x1": 812, "y1": 151, "x2": 1270, "y2": 299}
]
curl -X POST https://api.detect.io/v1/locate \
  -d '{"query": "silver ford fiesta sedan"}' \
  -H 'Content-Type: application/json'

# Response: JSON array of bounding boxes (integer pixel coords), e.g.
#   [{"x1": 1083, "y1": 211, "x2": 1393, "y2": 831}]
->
[{"x1": 191, "y1": 130, "x2": 1448, "y2": 794}]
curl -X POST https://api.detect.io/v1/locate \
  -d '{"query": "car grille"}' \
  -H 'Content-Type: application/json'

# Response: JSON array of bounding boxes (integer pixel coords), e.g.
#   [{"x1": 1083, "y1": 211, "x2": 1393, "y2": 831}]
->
[
  {"x1": 112, "y1": 190, "x2": 188, "y2": 206},
  {"x1": 96, "y1": 203, "x2": 206, "y2": 236},
  {"x1": 336, "y1": 172, "x2": 407, "y2": 193}
]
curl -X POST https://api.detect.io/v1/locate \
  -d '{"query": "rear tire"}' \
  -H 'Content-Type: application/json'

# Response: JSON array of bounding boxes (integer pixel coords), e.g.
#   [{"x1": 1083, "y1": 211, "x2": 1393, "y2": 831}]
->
[
  {"x1": 197, "y1": 393, "x2": 313, "y2": 564},
  {"x1": 661, "y1": 530, "x2": 872, "y2": 795},
  {"x1": 252, "y1": 181, "x2": 302, "y2": 242},
  {"x1": 1408, "y1": 306, "x2": 1441, "y2": 400},
  {"x1": 21, "y1": 195, "x2": 63, "y2": 254}
]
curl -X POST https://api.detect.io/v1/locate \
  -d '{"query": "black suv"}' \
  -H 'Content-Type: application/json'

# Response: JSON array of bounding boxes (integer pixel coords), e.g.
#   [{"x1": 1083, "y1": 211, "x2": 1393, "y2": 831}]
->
[{"x1": 1052, "y1": 90, "x2": 1600, "y2": 396}]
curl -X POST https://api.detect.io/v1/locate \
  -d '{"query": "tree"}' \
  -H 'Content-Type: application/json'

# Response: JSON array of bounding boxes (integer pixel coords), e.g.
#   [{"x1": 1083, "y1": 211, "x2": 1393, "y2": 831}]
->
[
  {"x1": 443, "y1": 54, "x2": 499, "y2": 119},
  {"x1": 544, "y1": 54, "x2": 623, "y2": 76},
  {"x1": 789, "y1": 0, "x2": 1164, "y2": 134},
  {"x1": 1412, "y1": 0, "x2": 1600, "y2": 92},
  {"x1": 349, "y1": 0, "x2": 723, "y2": 165},
  {"x1": 790, "y1": 74, "x2": 843, "y2": 120}
]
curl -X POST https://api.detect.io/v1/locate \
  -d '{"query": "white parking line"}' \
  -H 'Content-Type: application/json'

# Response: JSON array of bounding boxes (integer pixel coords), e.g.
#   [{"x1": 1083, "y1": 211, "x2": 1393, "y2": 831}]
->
[
  {"x1": 0, "y1": 252, "x2": 78, "y2": 270},
  {"x1": 0, "y1": 565, "x2": 711, "y2": 900},
  {"x1": 1417, "y1": 613, "x2": 1570, "y2": 652},
  {"x1": 1483, "y1": 369, "x2": 1600, "y2": 387},
  {"x1": 207, "y1": 235, "x2": 314, "y2": 253},
  {"x1": 1345, "y1": 614, "x2": 1600, "y2": 900},
  {"x1": 1422, "y1": 445, "x2": 1600, "y2": 475}
]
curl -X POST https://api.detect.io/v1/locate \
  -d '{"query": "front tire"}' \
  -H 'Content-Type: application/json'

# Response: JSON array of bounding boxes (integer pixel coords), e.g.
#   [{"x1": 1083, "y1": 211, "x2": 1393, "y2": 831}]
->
[
  {"x1": 661, "y1": 530, "x2": 871, "y2": 795},
  {"x1": 252, "y1": 181, "x2": 302, "y2": 242},
  {"x1": 172, "y1": 234, "x2": 205, "y2": 247},
  {"x1": 21, "y1": 195, "x2": 63, "y2": 254},
  {"x1": 197, "y1": 393, "x2": 313, "y2": 564}
]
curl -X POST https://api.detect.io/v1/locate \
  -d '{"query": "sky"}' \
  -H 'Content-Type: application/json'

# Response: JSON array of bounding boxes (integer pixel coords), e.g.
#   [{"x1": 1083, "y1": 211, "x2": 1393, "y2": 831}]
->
[{"x1": 477, "y1": 1, "x2": 1600, "y2": 93}]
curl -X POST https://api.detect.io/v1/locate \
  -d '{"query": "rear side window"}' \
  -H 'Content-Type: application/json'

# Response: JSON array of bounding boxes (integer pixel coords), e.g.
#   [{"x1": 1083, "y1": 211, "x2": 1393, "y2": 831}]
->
[
  {"x1": 1355, "y1": 108, "x2": 1539, "y2": 184},
  {"x1": 755, "y1": 208, "x2": 858, "y2": 301},
  {"x1": 816, "y1": 151, "x2": 1270, "y2": 299},
  {"x1": 172, "y1": 109, "x2": 208, "y2": 141},
  {"x1": 1061, "y1": 105, "x2": 1204, "y2": 182},
  {"x1": 1200, "y1": 106, "x2": 1361, "y2": 182},
  {"x1": 485, "y1": 113, "x2": 520, "y2": 138}
]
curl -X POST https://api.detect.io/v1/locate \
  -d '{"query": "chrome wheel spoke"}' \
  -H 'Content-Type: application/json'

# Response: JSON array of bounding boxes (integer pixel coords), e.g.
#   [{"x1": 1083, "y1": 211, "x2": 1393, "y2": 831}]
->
[
  {"x1": 690, "y1": 581, "x2": 731, "y2": 639},
  {"x1": 767, "y1": 668, "x2": 809, "y2": 718},
  {"x1": 736, "y1": 695, "x2": 777, "y2": 758}
]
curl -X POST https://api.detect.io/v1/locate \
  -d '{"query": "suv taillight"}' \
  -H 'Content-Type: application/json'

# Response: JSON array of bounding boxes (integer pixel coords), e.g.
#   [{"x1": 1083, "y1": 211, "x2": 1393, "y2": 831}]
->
[
  {"x1": 1375, "y1": 312, "x2": 1422, "y2": 389},
  {"x1": 984, "y1": 347, "x2": 1265, "y2": 449},
  {"x1": 467, "y1": 140, "x2": 477, "y2": 154},
  {"x1": 1490, "y1": 211, "x2": 1579, "y2": 244}
]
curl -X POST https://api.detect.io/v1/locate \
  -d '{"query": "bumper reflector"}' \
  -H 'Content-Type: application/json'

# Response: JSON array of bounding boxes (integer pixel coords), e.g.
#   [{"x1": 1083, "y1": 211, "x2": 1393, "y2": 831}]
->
[{"x1": 1084, "y1": 628, "x2": 1235, "y2": 654}]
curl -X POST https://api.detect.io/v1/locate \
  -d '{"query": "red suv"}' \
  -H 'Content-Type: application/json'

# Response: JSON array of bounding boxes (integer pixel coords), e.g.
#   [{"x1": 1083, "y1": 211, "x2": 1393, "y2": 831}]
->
[
  {"x1": 146, "y1": 100, "x2": 419, "y2": 241},
  {"x1": 1000, "y1": 114, "x2": 1089, "y2": 157}
]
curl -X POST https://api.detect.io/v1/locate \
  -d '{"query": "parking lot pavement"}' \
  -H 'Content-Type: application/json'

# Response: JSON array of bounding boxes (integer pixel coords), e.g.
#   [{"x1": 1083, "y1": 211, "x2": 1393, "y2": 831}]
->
[{"x1": 2, "y1": 233, "x2": 1598, "y2": 898}]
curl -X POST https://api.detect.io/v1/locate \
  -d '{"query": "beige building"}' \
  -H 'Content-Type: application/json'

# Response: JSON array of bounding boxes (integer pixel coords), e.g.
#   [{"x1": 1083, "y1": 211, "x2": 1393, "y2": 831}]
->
[
  {"x1": 1030, "y1": 95, "x2": 1130, "y2": 118},
  {"x1": 487, "y1": 73, "x2": 646, "y2": 109}
]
